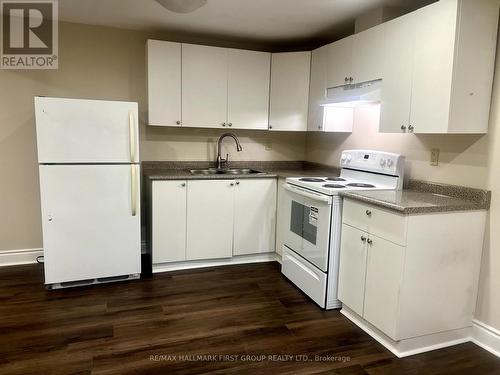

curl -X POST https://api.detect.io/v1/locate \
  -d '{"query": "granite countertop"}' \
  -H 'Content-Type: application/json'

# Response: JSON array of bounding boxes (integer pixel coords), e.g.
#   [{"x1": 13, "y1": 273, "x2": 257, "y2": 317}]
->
[
  {"x1": 340, "y1": 180, "x2": 490, "y2": 214},
  {"x1": 142, "y1": 161, "x2": 340, "y2": 181}
]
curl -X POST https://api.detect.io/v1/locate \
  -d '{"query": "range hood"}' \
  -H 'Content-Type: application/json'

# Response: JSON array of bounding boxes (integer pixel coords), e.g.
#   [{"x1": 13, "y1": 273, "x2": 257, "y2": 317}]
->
[{"x1": 320, "y1": 79, "x2": 382, "y2": 107}]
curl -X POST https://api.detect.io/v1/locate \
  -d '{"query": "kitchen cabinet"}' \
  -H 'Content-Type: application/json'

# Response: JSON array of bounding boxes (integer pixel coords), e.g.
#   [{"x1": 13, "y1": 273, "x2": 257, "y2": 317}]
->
[
  {"x1": 152, "y1": 178, "x2": 277, "y2": 264},
  {"x1": 233, "y1": 179, "x2": 277, "y2": 255},
  {"x1": 338, "y1": 224, "x2": 368, "y2": 317},
  {"x1": 379, "y1": 12, "x2": 416, "y2": 133},
  {"x1": 338, "y1": 198, "x2": 486, "y2": 356},
  {"x1": 275, "y1": 177, "x2": 286, "y2": 256},
  {"x1": 147, "y1": 40, "x2": 182, "y2": 127},
  {"x1": 307, "y1": 45, "x2": 327, "y2": 132},
  {"x1": 152, "y1": 180, "x2": 187, "y2": 263},
  {"x1": 326, "y1": 36, "x2": 353, "y2": 88},
  {"x1": 182, "y1": 44, "x2": 228, "y2": 128},
  {"x1": 147, "y1": 41, "x2": 271, "y2": 130},
  {"x1": 325, "y1": 25, "x2": 383, "y2": 88},
  {"x1": 269, "y1": 51, "x2": 311, "y2": 131},
  {"x1": 227, "y1": 49, "x2": 271, "y2": 130},
  {"x1": 186, "y1": 180, "x2": 234, "y2": 260},
  {"x1": 380, "y1": 0, "x2": 498, "y2": 134},
  {"x1": 351, "y1": 24, "x2": 384, "y2": 84}
]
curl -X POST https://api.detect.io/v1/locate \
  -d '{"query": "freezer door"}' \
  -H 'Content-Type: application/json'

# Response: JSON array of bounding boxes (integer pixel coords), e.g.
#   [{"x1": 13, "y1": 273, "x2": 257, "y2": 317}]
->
[
  {"x1": 35, "y1": 97, "x2": 139, "y2": 163},
  {"x1": 39, "y1": 164, "x2": 141, "y2": 284}
]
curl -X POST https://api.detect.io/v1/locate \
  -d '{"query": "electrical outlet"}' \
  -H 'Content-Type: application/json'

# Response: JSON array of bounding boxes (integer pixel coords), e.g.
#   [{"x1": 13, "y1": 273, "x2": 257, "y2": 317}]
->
[
  {"x1": 265, "y1": 139, "x2": 273, "y2": 151},
  {"x1": 430, "y1": 149, "x2": 440, "y2": 166}
]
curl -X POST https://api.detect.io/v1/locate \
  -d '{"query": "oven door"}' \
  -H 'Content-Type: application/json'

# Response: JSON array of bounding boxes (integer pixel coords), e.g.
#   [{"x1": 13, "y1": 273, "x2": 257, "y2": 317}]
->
[{"x1": 283, "y1": 183, "x2": 332, "y2": 271}]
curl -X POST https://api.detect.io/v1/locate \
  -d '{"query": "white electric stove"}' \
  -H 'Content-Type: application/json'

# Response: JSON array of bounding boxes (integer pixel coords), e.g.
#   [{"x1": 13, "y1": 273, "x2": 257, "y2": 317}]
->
[{"x1": 281, "y1": 150, "x2": 405, "y2": 309}]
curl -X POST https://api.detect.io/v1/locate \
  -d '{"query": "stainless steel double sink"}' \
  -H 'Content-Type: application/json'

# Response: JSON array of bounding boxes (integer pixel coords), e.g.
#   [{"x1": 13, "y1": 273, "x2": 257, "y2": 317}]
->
[{"x1": 189, "y1": 168, "x2": 263, "y2": 175}]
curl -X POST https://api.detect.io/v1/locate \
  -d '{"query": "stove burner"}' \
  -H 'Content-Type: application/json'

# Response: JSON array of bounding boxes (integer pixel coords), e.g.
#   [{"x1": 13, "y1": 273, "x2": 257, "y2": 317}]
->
[
  {"x1": 326, "y1": 177, "x2": 346, "y2": 182},
  {"x1": 346, "y1": 183, "x2": 376, "y2": 188},
  {"x1": 323, "y1": 184, "x2": 346, "y2": 188},
  {"x1": 299, "y1": 178, "x2": 325, "y2": 182}
]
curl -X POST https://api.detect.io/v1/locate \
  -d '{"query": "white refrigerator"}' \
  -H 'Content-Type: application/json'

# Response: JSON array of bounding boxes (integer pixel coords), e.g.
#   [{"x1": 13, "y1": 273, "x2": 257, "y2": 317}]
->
[{"x1": 35, "y1": 97, "x2": 141, "y2": 288}]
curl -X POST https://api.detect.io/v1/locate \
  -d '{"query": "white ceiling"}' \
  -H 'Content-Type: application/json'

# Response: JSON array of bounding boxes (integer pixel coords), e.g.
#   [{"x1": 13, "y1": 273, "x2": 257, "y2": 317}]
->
[{"x1": 58, "y1": 0, "x2": 433, "y2": 49}]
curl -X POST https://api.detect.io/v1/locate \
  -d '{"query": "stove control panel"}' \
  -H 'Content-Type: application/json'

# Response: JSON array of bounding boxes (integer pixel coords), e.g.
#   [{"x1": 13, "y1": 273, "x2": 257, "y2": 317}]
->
[{"x1": 340, "y1": 150, "x2": 405, "y2": 177}]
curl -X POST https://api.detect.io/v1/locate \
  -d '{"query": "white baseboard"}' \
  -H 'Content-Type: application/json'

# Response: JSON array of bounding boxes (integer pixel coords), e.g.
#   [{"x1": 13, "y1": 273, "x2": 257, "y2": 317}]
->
[
  {"x1": 0, "y1": 248, "x2": 43, "y2": 266},
  {"x1": 341, "y1": 307, "x2": 471, "y2": 358},
  {"x1": 472, "y1": 319, "x2": 500, "y2": 358},
  {"x1": 153, "y1": 253, "x2": 279, "y2": 273}
]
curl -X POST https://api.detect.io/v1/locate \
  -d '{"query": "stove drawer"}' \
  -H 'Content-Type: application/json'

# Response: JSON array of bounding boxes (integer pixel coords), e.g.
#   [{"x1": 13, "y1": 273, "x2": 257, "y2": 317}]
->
[
  {"x1": 282, "y1": 246, "x2": 327, "y2": 308},
  {"x1": 342, "y1": 199, "x2": 407, "y2": 246}
]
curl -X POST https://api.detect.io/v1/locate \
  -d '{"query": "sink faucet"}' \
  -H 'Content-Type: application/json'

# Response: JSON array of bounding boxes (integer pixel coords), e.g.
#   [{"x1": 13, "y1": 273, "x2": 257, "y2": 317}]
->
[{"x1": 216, "y1": 133, "x2": 243, "y2": 169}]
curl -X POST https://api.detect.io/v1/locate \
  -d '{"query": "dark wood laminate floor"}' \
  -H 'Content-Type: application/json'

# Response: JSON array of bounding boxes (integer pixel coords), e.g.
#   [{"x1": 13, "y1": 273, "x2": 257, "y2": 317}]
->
[{"x1": 0, "y1": 262, "x2": 499, "y2": 375}]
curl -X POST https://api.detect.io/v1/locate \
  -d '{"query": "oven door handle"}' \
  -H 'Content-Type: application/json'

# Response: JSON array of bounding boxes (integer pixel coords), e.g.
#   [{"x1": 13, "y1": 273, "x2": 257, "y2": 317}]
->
[{"x1": 284, "y1": 184, "x2": 332, "y2": 204}]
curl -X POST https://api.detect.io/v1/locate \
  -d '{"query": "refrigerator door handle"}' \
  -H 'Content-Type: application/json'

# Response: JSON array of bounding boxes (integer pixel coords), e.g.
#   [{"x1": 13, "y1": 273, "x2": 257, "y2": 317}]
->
[
  {"x1": 129, "y1": 110, "x2": 137, "y2": 162},
  {"x1": 131, "y1": 164, "x2": 137, "y2": 216}
]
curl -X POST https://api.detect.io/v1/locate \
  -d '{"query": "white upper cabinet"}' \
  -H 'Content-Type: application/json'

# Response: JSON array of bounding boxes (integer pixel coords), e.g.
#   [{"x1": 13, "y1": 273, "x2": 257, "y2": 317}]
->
[
  {"x1": 227, "y1": 49, "x2": 271, "y2": 130},
  {"x1": 381, "y1": 0, "x2": 498, "y2": 134},
  {"x1": 307, "y1": 45, "x2": 328, "y2": 132},
  {"x1": 351, "y1": 24, "x2": 384, "y2": 83},
  {"x1": 326, "y1": 36, "x2": 353, "y2": 88},
  {"x1": 379, "y1": 13, "x2": 416, "y2": 133},
  {"x1": 147, "y1": 40, "x2": 182, "y2": 127},
  {"x1": 269, "y1": 51, "x2": 311, "y2": 131},
  {"x1": 182, "y1": 44, "x2": 228, "y2": 128}
]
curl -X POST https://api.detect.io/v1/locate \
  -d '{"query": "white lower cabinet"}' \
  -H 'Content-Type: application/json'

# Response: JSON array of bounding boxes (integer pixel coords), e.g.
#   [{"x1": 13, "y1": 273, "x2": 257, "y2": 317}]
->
[
  {"x1": 233, "y1": 179, "x2": 277, "y2": 256},
  {"x1": 363, "y1": 234, "x2": 405, "y2": 340},
  {"x1": 338, "y1": 224, "x2": 368, "y2": 317},
  {"x1": 153, "y1": 178, "x2": 277, "y2": 264},
  {"x1": 186, "y1": 180, "x2": 234, "y2": 260},
  {"x1": 152, "y1": 180, "x2": 187, "y2": 263},
  {"x1": 338, "y1": 198, "x2": 486, "y2": 356}
]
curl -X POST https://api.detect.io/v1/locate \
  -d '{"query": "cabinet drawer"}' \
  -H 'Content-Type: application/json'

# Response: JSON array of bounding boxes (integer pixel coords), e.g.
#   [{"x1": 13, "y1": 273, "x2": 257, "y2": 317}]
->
[{"x1": 343, "y1": 199, "x2": 407, "y2": 246}]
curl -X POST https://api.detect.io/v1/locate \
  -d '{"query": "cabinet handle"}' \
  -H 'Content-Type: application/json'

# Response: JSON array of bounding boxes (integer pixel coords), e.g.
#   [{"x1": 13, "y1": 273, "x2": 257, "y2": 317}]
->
[
  {"x1": 222, "y1": 122, "x2": 226, "y2": 127},
  {"x1": 235, "y1": 181, "x2": 240, "y2": 185},
  {"x1": 176, "y1": 120, "x2": 181, "y2": 125},
  {"x1": 181, "y1": 182, "x2": 186, "y2": 187},
  {"x1": 230, "y1": 182, "x2": 234, "y2": 186},
  {"x1": 349, "y1": 77, "x2": 354, "y2": 83},
  {"x1": 269, "y1": 125, "x2": 273, "y2": 129},
  {"x1": 408, "y1": 125, "x2": 414, "y2": 132},
  {"x1": 360, "y1": 236, "x2": 366, "y2": 242},
  {"x1": 401, "y1": 125, "x2": 406, "y2": 131},
  {"x1": 228, "y1": 123, "x2": 233, "y2": 127},
  {"x1": 344, "y1": 77, "x2": 349, "y2": 83},
  {"x1": 318, "y1": 125, "x2": 321, "y2": 130},
  {"x1": 365, "y1": 210, "x2": 372, "y2": 216},
  {"x1": 367, "y1": 238, "x2": 373, "y2": 245}
]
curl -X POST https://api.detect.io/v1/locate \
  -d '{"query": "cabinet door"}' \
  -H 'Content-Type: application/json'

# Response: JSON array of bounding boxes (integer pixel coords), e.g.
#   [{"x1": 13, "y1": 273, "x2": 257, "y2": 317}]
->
[
  {"x1": 379, "y1": 13, "x2": 416, "y2": 133},
  {"x1": 338, "y1": 224, "x2": 368, "y2": 316},
  {"x1": 269, "y1": 51, "x2": 310, "y2": 131},
  {"x1": 227, "y1": 49, "x2": 270, "y2": 130},
  {"x1": 363, "y1": 235, "x2": 405, "y2": 340},
  {"x1": 326, "y1": 36, "x2": 353, "y2": 88},
  {"x1": 152, "y1": 180, "x2": 187, "y2": 264},
  {"x1": 409, "y1": 0, "x2": 457, "y2": 133},
  {"x1": 352, "y1": 24, "x2": 384, "y2": 83},
  {"x1": 147, "y1": 40, "x2": 182, "y2": 126},
  {"x1": 233, "y1": 179, "x2": 277, "y2": 256},
  {"x1": 307, "y1": 45, "x2": 328, "y2": 131},
  {"x1": 274, "y1": 178, "x2": 287, "y2": 256},
  {"x1": 182, "y1": 44, "x2": 228, "y2": 128},
  {"x1": 186, "y1": 180, "x2": 234, "y2": 260}
]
